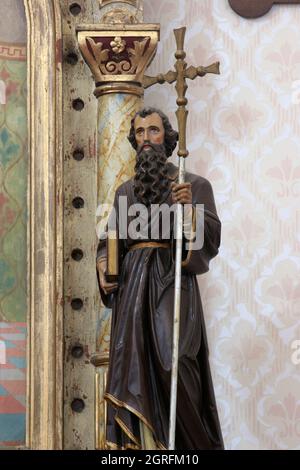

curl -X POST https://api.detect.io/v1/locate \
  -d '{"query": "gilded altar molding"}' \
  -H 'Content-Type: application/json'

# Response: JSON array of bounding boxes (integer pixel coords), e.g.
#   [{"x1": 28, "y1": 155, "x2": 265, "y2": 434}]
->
[
  {"x1": 77, "y1": 25, "x2": 159, "y2": 97},
  {"x1": 24, "y1": 0, "x2": 63, "y2": 450},
  {"x1": 99, "y1": 0, "x2": 138, "y2": 6},
  {"x1": 102, "y1": 10, "x2": 138, "y2": 24}
]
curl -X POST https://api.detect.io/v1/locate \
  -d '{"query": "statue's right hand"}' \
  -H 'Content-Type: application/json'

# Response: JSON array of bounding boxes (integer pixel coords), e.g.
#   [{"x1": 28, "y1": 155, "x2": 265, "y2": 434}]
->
[{"x1": 97, "y1": 258, "x2": 118, "y2": 295}]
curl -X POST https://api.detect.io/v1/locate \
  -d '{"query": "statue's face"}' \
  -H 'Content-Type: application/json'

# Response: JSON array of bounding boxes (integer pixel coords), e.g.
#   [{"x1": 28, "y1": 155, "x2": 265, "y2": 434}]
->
[{"x1": 134, "y1": 113, "x2": 165, "y2": 150}]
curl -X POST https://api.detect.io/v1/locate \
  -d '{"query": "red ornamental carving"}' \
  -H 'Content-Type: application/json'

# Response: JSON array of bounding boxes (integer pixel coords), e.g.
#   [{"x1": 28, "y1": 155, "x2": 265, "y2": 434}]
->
[{"x1": 229, "y1": 0, "x2": 300, "y2": 19}]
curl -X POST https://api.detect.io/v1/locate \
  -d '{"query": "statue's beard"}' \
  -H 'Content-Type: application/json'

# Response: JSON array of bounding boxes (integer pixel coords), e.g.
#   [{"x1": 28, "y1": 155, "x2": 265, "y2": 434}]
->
[{"x1": 133, "y1": 143, "x2": 169, "y2": 206}]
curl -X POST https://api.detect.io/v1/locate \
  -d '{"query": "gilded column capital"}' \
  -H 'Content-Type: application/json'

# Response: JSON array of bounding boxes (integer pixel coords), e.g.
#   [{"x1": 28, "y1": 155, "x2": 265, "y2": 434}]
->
[{"x1": 77, "y1": 24, "x2": 160, "y2": 98}]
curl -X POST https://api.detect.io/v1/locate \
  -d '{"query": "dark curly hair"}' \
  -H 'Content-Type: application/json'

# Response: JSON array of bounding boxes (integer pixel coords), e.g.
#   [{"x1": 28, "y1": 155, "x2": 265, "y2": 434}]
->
[{"x1": 128, "y1": 107, "x2": 179, "y2": 158}]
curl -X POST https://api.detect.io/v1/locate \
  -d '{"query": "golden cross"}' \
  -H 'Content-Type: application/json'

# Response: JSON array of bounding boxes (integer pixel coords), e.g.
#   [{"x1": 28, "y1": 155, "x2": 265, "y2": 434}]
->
[{"x1": 143, "y1": 27, "x2": 220, "y2": 159}]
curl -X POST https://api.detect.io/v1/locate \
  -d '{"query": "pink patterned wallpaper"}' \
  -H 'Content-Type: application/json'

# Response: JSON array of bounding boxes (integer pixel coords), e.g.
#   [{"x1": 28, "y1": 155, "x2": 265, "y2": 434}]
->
[{"x1": 145, "y1": 0, "x2": 300, "y2": 450}]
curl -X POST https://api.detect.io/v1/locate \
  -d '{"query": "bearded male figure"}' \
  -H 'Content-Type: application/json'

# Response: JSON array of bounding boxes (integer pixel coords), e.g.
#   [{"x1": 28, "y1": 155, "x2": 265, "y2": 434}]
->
[{"x1": 97, "y1": 107, "x2": 224, "y2": 450}]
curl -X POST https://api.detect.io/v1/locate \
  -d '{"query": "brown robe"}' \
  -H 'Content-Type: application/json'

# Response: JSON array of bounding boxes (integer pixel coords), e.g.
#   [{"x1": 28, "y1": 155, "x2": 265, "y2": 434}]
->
[{"x1": 97, "y1": 163, "x2": 224, "y2": 450}]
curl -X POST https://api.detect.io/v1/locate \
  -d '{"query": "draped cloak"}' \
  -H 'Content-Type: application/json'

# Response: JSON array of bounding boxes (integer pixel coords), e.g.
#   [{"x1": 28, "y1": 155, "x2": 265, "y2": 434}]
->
[{"x1": 97, "y1": 163, "x2": 224, "y2": 450}]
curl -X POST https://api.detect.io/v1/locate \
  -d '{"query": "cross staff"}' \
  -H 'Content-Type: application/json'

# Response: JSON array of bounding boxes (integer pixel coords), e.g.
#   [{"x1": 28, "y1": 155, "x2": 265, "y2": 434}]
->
[{"x1": 144, "y1": 27, "x2": 220, "y2": 450}]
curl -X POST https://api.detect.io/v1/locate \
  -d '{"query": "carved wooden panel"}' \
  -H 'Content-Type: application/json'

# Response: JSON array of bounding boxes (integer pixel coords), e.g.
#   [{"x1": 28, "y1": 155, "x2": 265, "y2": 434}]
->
[{"x1": 229, "y1": 0, "x2": 300, "y2": 18}]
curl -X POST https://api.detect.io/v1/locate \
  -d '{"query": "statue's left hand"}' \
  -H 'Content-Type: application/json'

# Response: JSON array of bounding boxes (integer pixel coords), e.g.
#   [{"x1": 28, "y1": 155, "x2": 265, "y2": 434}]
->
[{"x1": 171, "y1": 182, "x2": 192, "y2": 205}]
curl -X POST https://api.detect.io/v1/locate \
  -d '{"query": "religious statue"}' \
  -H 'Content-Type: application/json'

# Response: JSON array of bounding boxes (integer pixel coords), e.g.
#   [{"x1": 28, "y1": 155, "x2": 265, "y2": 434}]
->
[{"x1": 96, "y1": 107, "x2": 224, "y2": 450}]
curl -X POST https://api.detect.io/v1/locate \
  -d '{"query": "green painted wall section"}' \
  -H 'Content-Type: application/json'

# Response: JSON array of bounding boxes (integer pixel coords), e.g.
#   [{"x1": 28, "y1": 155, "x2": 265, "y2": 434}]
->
[{"x1": 0, "y1": 56, "x2": 27, "y2": 323}]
